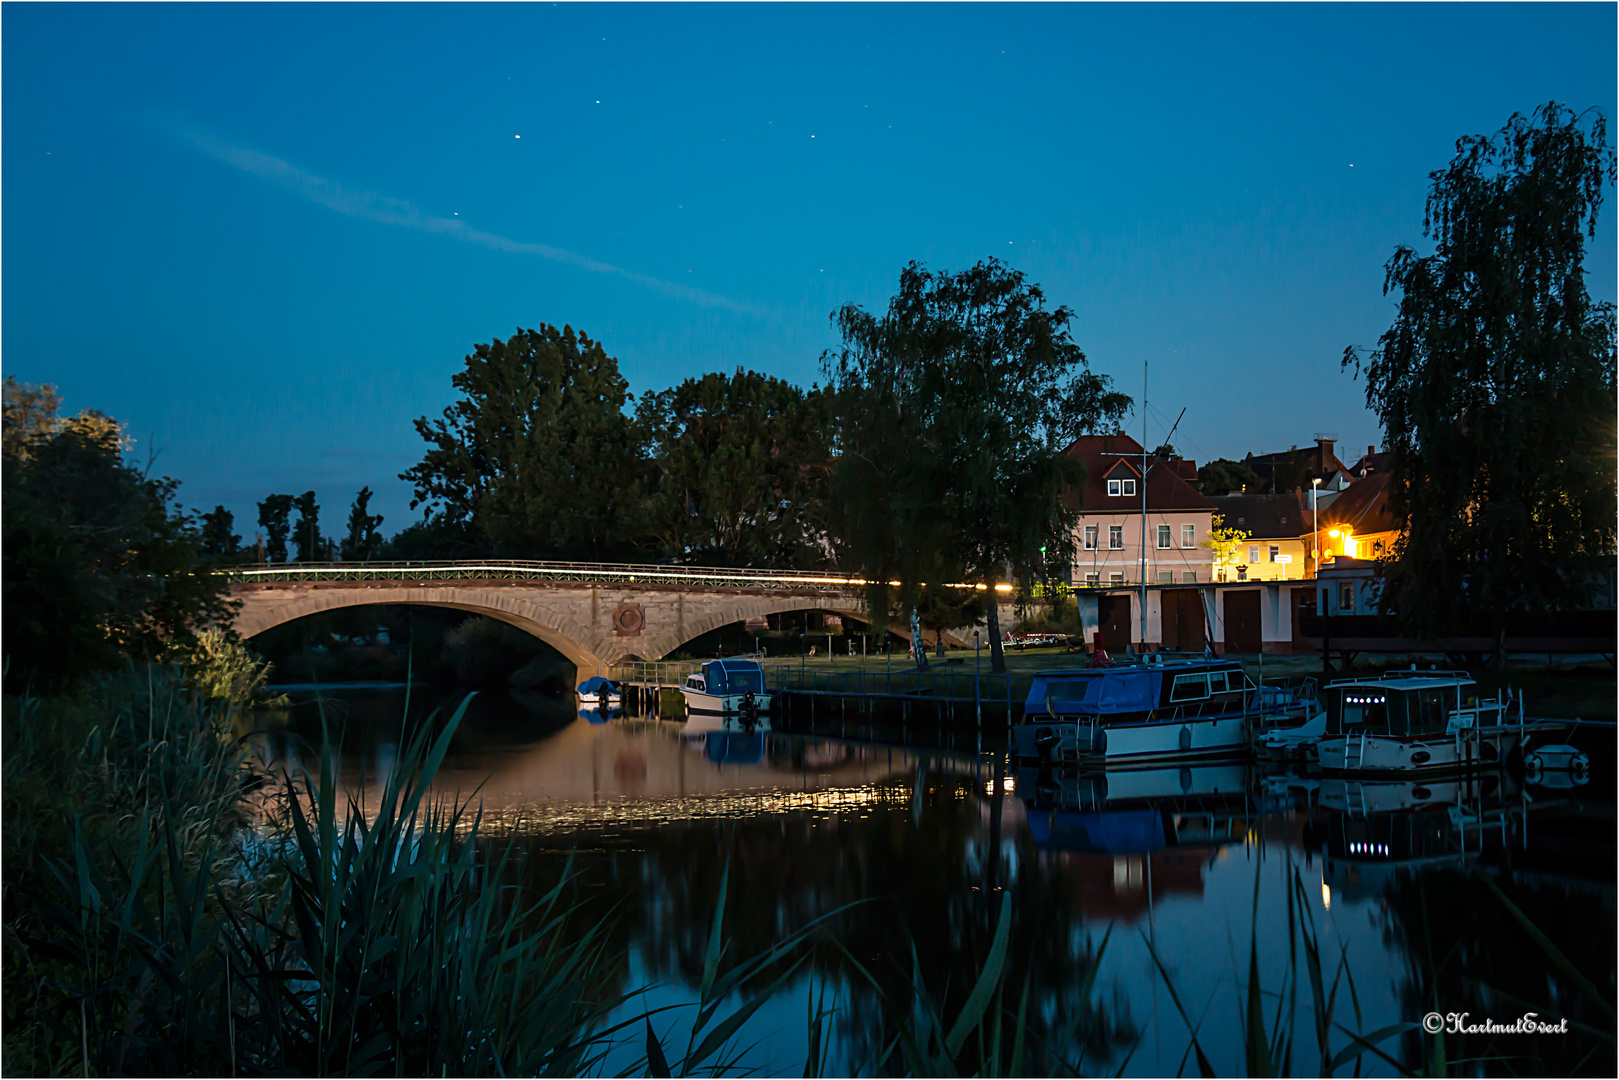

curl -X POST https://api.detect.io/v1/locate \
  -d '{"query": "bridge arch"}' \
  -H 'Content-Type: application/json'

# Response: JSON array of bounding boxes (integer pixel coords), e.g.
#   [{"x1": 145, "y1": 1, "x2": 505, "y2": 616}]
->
[{"x1": 233, "y1": 586, "x2": 610, "y2": 677}]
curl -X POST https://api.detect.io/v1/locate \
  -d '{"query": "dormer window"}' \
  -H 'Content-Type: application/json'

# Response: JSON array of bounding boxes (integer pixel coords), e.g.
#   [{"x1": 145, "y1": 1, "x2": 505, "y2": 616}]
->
[{"x1": 1107, "y1": 478, "x2": 1136, "y2": 497}]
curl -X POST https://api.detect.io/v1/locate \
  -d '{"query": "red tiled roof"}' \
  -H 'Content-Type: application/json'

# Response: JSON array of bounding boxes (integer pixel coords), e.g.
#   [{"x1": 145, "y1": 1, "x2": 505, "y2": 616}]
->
[{"x1": 1064, "y1": 434, "x2": 1215, "y2": 513}]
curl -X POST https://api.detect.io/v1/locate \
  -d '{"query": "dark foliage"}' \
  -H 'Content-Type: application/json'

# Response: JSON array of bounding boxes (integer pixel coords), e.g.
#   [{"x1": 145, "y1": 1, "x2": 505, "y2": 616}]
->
[{"x1": 1346, "y1": 102, "x2": 1617, "y2": 641}]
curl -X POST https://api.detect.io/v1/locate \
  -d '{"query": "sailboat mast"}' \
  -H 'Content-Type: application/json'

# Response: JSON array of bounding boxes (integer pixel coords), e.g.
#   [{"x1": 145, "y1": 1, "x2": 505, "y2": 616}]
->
[{"x1": 1141, "y1": 360, "x2": 1149, "y2": 650}]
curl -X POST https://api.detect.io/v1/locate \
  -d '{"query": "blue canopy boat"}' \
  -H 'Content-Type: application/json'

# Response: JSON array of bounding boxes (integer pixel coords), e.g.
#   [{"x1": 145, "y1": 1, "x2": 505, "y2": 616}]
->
[{"x1": 1012, "y1": 658, "x2": 1298, "y2": 766}]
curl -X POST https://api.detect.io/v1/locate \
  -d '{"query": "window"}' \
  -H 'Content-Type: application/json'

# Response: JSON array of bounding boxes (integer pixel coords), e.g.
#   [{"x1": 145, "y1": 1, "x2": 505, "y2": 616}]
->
[
  {"x1": 1109, "y1": 572, "x2": 1125, "y2": 584},
  {"x1": 1157, "y1": 570, "x2": 1174, "y2": 583},
  {"x1": 1338, "y1": 582, "x2": 1354, "y2": 612},
  {"x1": 1083, "y1": 525, "x2": 1098, "y2": 550},
  {"x1": 1084, "y1": 572, "x2": 1100, "y2": 587},
  {"x1": 1108, "y1": 525, "x2": 1124, "y2": 549},
  {"x1": 1122, "y1": 479, "x2": 1137, "y2": 496},
  {"x1": 1107, "y1": 479, "x2": 1122, "y2": 497},
  {"x1": 1182, "y1": 571, "x2": 1197, "y2": 584},
  {"x1": 1169, "y1": 673, "x2": 1210, "y2": 702},
  {"x1": 1157, "y1": 524, "x2": 1172, "y2": 549},
  {"x1": 1269, "y1": 545, "x2": 1280, "y2": 563},
  {"x1": 1248, "y1": 546, "x2": 1260, "y2": 564},
  {"x1": 1181, "y1": 524, "x2": 1195, "y2": 548}
]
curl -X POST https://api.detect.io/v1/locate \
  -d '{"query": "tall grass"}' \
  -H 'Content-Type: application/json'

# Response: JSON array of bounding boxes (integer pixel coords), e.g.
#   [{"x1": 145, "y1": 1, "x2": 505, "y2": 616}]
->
[{"x1": 5, "y1": 679, "x2": 642, "y2": 1075}]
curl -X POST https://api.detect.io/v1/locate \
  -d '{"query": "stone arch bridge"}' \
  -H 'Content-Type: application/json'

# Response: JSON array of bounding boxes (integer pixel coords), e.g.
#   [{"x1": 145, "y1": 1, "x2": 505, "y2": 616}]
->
[{"x1": 228, "y1": 560, "x2": 980, "y2": 682}]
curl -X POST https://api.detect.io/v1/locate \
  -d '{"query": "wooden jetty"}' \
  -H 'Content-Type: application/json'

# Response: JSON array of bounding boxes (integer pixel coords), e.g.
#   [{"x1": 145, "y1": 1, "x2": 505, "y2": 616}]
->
[{"x1": 609, "y1": 657, "x2": 1032, "y2": 728}]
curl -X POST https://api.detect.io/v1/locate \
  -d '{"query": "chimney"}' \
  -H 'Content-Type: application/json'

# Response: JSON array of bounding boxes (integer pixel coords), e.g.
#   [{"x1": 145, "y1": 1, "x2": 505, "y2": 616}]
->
[
  {"x1": 1314, "y1": 435, "x2": 1336, "y2": 473},
  {"x1": 1367, "y1": 444, "x2": 1375, "y2": 458}
]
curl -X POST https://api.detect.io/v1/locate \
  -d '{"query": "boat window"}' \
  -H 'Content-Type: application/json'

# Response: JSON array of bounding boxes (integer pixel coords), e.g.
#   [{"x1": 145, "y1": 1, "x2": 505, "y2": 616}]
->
[
  {"x1": 724, "y1": 668, "x2": 763, "y2": 692},
  {"x1": 1169, "y1": 673, "x2": 1209, "y2": 702},
  {"x1": 1046, "y1": 680, "x2": 1094, "y2": 703},
  {"x1": 1206, "y1": 670, "x2": 1231, "y2": 694},
  {"x1": 1411, "y1": 689, "x2": 1448, "y2": 734},
  {"x1": 1385, "y1": 692, "x2": 1409, "y2": 736},
  {"x1": 1342, "y1": 691, "x2": 1390, "y2": 733}
]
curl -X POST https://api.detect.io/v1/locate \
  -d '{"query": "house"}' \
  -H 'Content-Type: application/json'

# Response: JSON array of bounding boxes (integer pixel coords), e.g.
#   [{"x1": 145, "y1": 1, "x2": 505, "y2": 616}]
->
[
  {"x1": 1205, "y1": 493, "x2": 1309, "y2": 583},
  {"x1": 1347, "y1": 444, "x2": 1389, "y2": 479},
  {"x1": 1065, "y1": 434, "x2": 1215, "y2": 588},
  {"x1": 1313, "y1": 471, "x2": 1400, "y2": 565},
  {"x1": 1244, "y1": 436, "x2": 1348, "y2": 495}
]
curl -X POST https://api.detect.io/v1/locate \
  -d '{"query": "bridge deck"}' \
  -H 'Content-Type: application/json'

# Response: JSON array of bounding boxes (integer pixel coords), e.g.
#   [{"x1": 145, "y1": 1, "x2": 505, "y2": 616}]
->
[{"x1": 225, "y1": 559, "x2": 874, "y2": 592}]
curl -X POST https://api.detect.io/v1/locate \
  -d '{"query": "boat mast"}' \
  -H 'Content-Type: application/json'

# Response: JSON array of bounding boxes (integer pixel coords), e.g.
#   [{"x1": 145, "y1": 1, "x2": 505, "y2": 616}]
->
[{"x1": 1141, "y1": 360, "x2": 1149, "y2": 650}]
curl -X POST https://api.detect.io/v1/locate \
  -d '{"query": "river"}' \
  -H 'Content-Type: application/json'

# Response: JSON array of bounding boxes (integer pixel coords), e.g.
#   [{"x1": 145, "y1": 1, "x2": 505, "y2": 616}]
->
[{"x1": 253, "y1": 685, "x2": 1615, "y2": 1076}]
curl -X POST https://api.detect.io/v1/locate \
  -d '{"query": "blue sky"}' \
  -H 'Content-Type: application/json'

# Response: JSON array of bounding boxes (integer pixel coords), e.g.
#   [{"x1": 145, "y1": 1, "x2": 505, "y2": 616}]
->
[{"x1": 5, "y1": 2, "x2": 1614, "y2": 534}]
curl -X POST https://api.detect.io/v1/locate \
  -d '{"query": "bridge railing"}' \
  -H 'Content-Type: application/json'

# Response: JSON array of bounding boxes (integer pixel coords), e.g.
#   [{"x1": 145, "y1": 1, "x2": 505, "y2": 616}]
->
[{"x1": 224, "y1": 559, "x2": 864, "y2": 592}]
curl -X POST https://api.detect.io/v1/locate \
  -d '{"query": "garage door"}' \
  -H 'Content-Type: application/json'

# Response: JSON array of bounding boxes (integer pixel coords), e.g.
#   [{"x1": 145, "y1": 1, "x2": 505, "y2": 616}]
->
[
  {"x1": 1098, "y1": 594, "x2": 1133, "y2": 654},
  {"x1": 1223, "y1": 590, "x2": 1262, "y2": 655}
]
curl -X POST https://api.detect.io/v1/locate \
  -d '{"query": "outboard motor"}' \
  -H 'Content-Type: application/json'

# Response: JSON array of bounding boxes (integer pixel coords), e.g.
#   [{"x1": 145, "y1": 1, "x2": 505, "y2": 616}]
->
[
  {"x1": 739, "y1": 690, "x2": 759, "y2": 730},
  {"x1": 1033, "y1": 724, "x2": 1060, "y2": 765}
]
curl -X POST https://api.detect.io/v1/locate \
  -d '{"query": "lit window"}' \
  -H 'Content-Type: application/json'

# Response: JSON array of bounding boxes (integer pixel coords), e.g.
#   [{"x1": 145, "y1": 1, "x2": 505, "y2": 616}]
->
[
  {"x1": 1157, "y1": 525, "x2": 1171, "y2": 549},
  {"x1": 1339, "y1": 582, "x2": 1354, "y2": 611},
  {"x1": 1181, "y1": 524, "x2": 1195, "y2": 548},
  {"x1": 1182, "y1": 571, "x2": 1197, "y2": 583},
  {"x1": 1157, "y1": 570, "x2": 1173, "y2": 583},
  {"x1": 1122, "y1": 479, "x2": 1137, "y2": 496},
  {"x1": 1083, "y1": 525, "x2": 1097, "y2": 550},
  {"x1": 1269, "y1": 545, "x2": 1280, "y2": 563},
  {"x1": 1107, "y1": 479, "x2": 1122, "y2": 497},
  {"x1": 1109, "y1": 526, "x2": 1123, "y2": 549}
]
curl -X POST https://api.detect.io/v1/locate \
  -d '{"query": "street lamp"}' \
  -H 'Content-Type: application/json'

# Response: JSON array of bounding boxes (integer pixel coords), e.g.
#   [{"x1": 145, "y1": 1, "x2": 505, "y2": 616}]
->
[{"x1": 1311, "y1": 478, "x2": 1321, "y2": 575}]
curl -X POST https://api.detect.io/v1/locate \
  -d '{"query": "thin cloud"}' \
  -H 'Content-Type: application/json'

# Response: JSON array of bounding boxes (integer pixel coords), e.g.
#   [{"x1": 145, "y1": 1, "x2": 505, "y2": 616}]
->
[{"x1": 174, "y1": 125, "x2": 766, "y2": 316}]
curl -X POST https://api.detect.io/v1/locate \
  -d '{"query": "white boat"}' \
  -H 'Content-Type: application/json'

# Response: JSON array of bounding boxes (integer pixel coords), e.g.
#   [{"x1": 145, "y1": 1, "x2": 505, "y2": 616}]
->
[
  {"x1": 1013, "y1": 659, "x2": 1291, "y2": 766},
  {"x1": 1313, "y1": 669, "x2": 1566, "y2": 775},
  {"x1": 681, "y1": 658, "x2": 771, "y2": 719},
  {"x1": 576, "y1": 676, "x2": 621, "y2": 708}
]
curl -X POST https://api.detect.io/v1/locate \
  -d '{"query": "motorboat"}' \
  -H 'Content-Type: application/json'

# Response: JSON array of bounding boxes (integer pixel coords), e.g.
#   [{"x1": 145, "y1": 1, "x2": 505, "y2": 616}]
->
[
  {"x1": 681, "y1": 658, "x2": 771, "y2": 719},
  {"x1": 1313, "y1": 669, "x2": 1567, "y2": 775},
  {"x1": 1011, "y1": 658, "x2": 1304, "y2": 766},
  {"x1": 576, "y1": 676, "x2": 621, "y2": 708}
]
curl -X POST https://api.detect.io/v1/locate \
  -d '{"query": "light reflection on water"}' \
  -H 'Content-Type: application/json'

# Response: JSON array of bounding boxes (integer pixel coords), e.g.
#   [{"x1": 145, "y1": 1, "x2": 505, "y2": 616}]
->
[{"x1": 255, "y1": 688, "x2": 1616, "y2": 1077}]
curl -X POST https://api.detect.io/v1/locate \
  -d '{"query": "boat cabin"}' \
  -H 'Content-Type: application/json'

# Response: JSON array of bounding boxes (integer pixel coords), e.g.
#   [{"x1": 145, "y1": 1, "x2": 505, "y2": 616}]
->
[
  {"x1": 1023, "y1": 659, "x2": 1250, "y2": 724},
  {"x1": 1322, "y1": 673, "x2": 1481, "y2": 738},
  {"x1": 686, "y1": 659, "x2": 766, "y2": 696}
]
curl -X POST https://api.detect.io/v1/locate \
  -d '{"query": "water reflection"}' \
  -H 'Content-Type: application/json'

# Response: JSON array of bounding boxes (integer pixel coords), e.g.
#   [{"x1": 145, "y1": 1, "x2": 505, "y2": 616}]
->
[{"x1": 254, "y1": 689, "x2": 1614, "y2": 1076}]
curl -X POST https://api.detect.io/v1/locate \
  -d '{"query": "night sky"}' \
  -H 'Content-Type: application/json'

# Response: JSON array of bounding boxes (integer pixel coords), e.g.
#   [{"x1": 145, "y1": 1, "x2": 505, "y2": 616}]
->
[{"x1": 5, "y1": 3, "x2": 1614, "y2": 532}]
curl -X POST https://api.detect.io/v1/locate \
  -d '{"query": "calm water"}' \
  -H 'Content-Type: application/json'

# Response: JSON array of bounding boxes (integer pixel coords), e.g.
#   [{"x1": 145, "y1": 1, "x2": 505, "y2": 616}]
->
[{"x1": 255, "y1": 687, "x2": 1616, "y2": 1076}]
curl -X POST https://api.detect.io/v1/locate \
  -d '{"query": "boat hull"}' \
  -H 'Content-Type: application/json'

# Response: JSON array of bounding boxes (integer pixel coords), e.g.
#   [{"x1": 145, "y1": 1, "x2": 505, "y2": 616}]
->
[
  {"x1": 681, "y1": 689, "x2": 773, "y2": 716},
  {"x1": 1317, "y1": 726, "x2": 1531, "y2": 775},
  {"x1": 1013, "y1": 715, "x2": 1249, "y2": 766}
]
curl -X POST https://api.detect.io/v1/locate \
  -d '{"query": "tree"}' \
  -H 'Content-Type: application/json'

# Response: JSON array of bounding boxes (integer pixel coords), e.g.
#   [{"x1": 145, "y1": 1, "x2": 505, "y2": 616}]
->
[
  {"x1": 1346, "y1": 103, "x2": 1617, "y2": 649},
  {"x1": 258, "y1": 494, "x2": 293, "y2": 563},
  {"x1": 824, "y1": 259, "x2": 1131, "y2": 672},
  {"x1": 2, "y1": 376, "x2": 63, "y2": 463},
  {"x1": 636, "y1": 370, "x2": 833, "y2": 567},
  {"x1": 401, "y1": 325, "x2": 646, "y2": 560},
  {"x1": 1201, "y1": 513, "x2": 1252, "y2": 576},
  {"x1": 340, "y1": 486, "x2": 386, "y2": 561},
  {"x1": 2, "y1": 390, "x2": 237, "y2": 691},
  {"x1": 1195, "y1": 457, "x2": 1260, "y2": 495},
  {"x1": 291, "y1": 491, "x2": 324, "y2": 562},
  {"x1": 199, "y1": 506, "x2": 241, "y2": 558}
]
